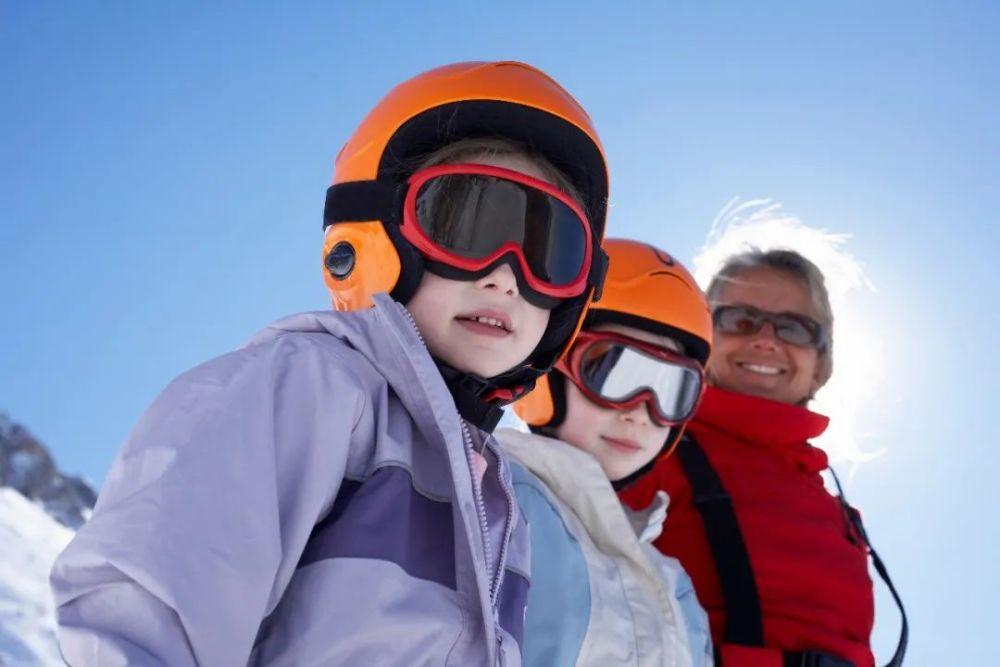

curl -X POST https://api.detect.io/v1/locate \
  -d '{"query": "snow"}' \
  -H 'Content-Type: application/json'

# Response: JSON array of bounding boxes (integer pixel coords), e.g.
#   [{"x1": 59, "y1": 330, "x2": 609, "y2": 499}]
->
[{"x1": 0, "y1": 488, "x2": 72, "y2": 667}]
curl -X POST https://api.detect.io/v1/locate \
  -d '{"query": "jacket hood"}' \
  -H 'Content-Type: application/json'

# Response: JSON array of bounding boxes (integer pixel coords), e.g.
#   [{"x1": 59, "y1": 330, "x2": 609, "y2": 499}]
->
[
  {"x1": 693, "y1": 386, "x2": 830, "y2": 474},
  {"x1": 247, "y1": 293, "x2": 452, "y2": 431}
]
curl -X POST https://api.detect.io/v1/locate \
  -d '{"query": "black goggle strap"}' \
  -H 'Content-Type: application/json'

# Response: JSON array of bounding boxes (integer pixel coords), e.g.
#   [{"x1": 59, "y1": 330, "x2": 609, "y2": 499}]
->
[{"x1": 323, "y1": 179, "x2": 407, "y2": 229}]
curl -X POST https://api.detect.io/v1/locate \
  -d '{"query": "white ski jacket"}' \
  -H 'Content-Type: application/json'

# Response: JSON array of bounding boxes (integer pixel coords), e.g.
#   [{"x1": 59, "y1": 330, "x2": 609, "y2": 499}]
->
[{"x1": 497, "y1": 428, "x2": 713, "y2": 667}]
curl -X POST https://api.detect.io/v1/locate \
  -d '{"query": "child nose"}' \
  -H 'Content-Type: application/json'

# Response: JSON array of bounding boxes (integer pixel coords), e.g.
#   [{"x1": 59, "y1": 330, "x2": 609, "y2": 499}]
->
[
  {"x1": 619, "y1": 402, "x2": 651, "y2": 427},
  {"x1": 475, "y1": 264, "x2": 519, "y2": 297}
]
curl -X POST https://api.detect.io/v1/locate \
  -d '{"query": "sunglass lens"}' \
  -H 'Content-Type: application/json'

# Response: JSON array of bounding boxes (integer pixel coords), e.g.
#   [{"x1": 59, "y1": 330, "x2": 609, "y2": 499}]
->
[
  {"x1": 774, "y1": 315, "x2": 821, "y2": 346},
  {"x1": 717, "y1": 306, "x2": 763, "y2": 335},
  {"x1": 716, "y1": 306, "x2": 821, "y2": 348}
]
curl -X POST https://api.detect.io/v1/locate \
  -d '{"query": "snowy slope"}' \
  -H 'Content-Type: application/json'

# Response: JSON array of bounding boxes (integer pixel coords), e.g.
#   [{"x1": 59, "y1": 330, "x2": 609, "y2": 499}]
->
[{"x1": 0, "y1": 487, "x2": 72, "y2": 667}]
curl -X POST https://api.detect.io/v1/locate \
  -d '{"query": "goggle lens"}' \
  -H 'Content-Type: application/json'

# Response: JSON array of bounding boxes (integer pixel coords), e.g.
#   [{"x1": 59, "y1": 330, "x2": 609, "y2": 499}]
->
[
  {"x1": 413, "y1": 171, "x2": 588, "y2": 288},
  {"x1": 570, "y1": 334, "x2": 704, "y2": 425}
]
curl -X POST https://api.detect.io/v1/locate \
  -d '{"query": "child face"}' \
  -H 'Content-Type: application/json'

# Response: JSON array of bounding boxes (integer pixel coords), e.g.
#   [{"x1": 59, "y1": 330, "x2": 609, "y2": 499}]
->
[
  {"x1": 555, "y1": 323, "x2": 679, "y2": 482},
  {"x1": 406, "y1": 152, "x2": 553, "y2": 378}
]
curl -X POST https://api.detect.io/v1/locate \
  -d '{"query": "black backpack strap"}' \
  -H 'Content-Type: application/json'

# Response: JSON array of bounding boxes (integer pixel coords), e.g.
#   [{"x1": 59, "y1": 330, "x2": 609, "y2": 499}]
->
[
  {"x1": 676, "y1": 434, "x2": 764, "y2": 647},
  {"x1": 828, "y1": 468, "x2": 909, "y2": 667}
]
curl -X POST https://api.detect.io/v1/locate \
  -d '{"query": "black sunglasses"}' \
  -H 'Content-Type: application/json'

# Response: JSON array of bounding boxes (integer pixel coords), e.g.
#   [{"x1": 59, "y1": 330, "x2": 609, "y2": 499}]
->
[{"x1": 712, "y1": 304, "x2": 827, "y2": 350}]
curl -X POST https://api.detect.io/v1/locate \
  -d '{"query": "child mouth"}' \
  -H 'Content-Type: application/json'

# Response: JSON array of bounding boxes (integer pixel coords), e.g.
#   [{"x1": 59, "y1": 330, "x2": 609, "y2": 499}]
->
[
  {"x1": 456, "y1": 310, "x2": 513, "y2": 337},
  {"x1": 600, "y1": 436, "x2": 642, "y2": 453}
]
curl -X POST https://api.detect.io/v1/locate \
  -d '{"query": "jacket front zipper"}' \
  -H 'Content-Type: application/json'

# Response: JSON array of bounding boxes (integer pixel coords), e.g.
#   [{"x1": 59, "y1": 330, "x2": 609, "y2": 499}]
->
[
  {"x1": 483, "y1": 436, "x2": 515, "y2": 606},
  {"x1": 460, "y1": 418, "x2": 496, "y2": 596},
  {"x1": 398, "y1": 301, "x2": 515, "y2": 660}
]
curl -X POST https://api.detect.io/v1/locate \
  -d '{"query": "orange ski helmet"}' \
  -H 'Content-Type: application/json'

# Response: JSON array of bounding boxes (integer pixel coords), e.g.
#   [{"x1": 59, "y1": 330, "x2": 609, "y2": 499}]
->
[
  {"x1": 514, "y1": 238, "x2": 712, "y2": 434},
  {"x1": 322, "y1": 61, "x2": 609, "y2": 399}
]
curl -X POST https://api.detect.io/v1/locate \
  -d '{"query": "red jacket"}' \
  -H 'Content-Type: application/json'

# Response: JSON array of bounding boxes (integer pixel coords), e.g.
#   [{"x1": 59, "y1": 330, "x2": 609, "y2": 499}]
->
[{"x1": 620, "y1": 387, "x2": 875, "y2": 667}]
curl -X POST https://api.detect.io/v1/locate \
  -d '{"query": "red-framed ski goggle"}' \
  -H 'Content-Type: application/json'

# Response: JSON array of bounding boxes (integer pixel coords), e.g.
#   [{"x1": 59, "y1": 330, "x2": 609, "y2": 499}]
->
[
  {"x1": 401, "y1": 163, "x2": 595, "y2": 301},
  {"x1": 557, "y1": 331, "x2": 705, "y2": 426},
  {"x1": 324, "y1": 163, "x2": 598, "y2": 305}
]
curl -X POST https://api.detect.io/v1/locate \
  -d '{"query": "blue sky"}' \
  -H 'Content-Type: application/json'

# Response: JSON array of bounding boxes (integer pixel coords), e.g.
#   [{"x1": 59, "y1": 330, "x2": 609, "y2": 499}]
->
[{"x1": 1, "y1": 2, "x2": 995, "y2": 663}]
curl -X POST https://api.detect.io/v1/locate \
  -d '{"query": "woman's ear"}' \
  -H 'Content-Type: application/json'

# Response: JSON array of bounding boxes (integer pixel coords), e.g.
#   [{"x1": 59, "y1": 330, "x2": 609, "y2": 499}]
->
[{"x1": 811, "y1": 353, "x2": 832, "y2": 395}]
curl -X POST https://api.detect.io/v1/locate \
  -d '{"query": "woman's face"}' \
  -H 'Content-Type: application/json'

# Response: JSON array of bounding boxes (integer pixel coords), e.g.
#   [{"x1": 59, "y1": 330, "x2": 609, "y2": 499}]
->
[{"x1": 708, "y1": 266, "x2": 825, "y2": 405}]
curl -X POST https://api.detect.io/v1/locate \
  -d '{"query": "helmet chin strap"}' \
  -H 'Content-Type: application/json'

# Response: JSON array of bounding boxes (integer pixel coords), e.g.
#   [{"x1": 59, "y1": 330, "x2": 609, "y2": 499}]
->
[
  {"x1": 434, "y1": 359, "x2": 506, "y2": 433},
  {"x1": 433, "y1": 355, "x2": 545, "y2": 433}
]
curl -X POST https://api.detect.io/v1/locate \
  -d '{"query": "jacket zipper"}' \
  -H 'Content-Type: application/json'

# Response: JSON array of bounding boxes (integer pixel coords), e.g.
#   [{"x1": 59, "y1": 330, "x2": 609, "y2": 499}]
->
[
  {"x1": 483, "y1": 436, "x2": 515, "y2": 607},
  {"x1": 485, "y1": 436, "x2": 515, "y2": 665},
  {"x1": 397, "y1": 302, "x2": 428, "y2": 348},
  {"x1": 460, "y1": 418, "x2": 495, "y2": 598},
  {"x1": 463, "y1": 419, "x2": 512, "y2": 667},
  {"x1": 398, "y1": 301, "x2": 512, "y2": 661}
]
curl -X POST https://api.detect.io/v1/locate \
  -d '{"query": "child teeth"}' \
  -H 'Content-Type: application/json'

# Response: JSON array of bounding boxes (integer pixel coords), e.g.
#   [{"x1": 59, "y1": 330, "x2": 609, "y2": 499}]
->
[{"x1": 474, "y1": 316, "x2": 505, "y2": 329}]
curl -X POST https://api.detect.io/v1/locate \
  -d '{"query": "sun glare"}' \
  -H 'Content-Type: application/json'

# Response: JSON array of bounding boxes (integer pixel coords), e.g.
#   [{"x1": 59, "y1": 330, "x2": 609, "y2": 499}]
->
[{"x1": 693, "y1": 198, "x2": 885, "y2": 467}]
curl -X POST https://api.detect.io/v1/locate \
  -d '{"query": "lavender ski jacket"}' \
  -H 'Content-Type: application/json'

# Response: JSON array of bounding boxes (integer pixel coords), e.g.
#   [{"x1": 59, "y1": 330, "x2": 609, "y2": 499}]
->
[{"x1": 50, "y1": 293, "x2": 530, "y2": 667}]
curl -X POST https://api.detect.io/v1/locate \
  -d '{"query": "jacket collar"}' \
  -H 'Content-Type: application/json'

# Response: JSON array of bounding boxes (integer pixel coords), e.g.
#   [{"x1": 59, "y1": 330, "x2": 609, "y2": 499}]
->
[
  {"x1": 691, "y1": 386, "x2": 830, "y2": 473},
  {"x1": 498, "y1": 428, "x2": 664, "y2": 551}
]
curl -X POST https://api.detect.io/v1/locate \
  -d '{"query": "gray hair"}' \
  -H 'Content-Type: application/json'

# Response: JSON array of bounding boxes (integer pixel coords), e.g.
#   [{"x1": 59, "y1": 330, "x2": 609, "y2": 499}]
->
[{"x1": 706, "y1": 248, "x2": 834, "y2": 388}]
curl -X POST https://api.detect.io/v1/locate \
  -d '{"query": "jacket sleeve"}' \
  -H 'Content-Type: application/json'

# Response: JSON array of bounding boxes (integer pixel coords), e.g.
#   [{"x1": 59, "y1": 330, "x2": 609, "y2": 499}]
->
[{"x1": 50, "y1": 334, "x2": 367, "y2": 667}]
